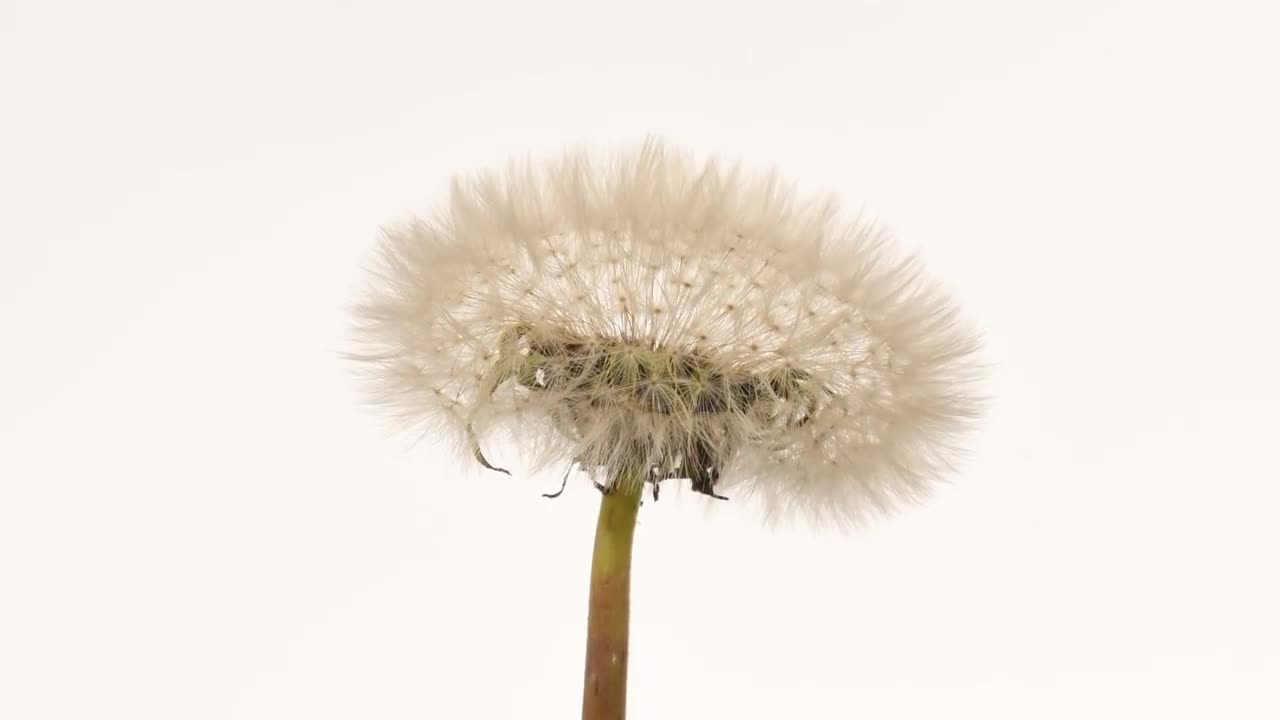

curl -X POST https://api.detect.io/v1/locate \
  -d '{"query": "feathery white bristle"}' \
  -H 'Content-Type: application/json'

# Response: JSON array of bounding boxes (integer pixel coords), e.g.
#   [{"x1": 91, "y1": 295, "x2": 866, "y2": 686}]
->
[{"x1": 350, "y1": 139, "x2": 984, "y2": 527}]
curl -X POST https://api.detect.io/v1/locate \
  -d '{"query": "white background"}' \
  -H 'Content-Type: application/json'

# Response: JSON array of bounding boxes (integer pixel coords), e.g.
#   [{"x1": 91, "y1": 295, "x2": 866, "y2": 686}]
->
[{"x1": 3, "y1": 1, "x2": 1278, "y2": 718}]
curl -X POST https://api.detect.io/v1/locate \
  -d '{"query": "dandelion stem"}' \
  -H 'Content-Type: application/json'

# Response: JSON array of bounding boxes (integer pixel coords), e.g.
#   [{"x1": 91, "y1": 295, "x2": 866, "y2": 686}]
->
[{"x1": 582, "y1": 469, "x2": 643, "y2": 720}]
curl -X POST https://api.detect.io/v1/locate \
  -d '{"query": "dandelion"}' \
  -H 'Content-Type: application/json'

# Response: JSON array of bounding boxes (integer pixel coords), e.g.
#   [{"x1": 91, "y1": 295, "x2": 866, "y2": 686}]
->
[{"x1": 349, "y1": 139, "x2": 983, "y2": 718}]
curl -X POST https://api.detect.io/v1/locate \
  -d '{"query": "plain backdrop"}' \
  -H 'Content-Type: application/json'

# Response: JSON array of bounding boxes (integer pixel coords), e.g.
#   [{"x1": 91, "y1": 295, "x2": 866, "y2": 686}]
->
[{"x1": 2, "y1": 1, "x2": 1278, "y2": 718}]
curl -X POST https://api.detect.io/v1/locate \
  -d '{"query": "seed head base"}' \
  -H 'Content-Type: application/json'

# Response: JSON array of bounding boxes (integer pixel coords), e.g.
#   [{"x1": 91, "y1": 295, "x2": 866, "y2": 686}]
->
[{"x1": 468, "y1": 322, "x2": 831, "y2": 501}]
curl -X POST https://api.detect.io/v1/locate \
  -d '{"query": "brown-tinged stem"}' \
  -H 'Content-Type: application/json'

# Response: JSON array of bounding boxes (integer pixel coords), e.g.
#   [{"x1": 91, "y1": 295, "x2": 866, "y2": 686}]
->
[{"x1": 581, "y1": 469, "x2": 643, "y2": 720}]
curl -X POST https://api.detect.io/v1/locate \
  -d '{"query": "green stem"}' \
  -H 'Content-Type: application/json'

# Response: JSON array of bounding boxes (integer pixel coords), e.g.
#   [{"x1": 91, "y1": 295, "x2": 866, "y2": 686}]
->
[{"x1": 581, "y1": 471, "x2": 644, "y2": 720}]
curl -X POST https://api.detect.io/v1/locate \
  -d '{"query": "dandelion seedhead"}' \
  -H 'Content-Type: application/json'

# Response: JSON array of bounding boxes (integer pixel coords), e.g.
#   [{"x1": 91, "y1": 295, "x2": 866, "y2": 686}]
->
[{"x1": 351, "y1": 140, "x2": 983, "y2": 526}]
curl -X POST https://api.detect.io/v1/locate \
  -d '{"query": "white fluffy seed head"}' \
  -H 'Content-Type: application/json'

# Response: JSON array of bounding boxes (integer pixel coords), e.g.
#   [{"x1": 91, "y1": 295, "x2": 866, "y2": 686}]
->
[{"x1": 350, "y1": 139, "x2": 984, "y2": 527}]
